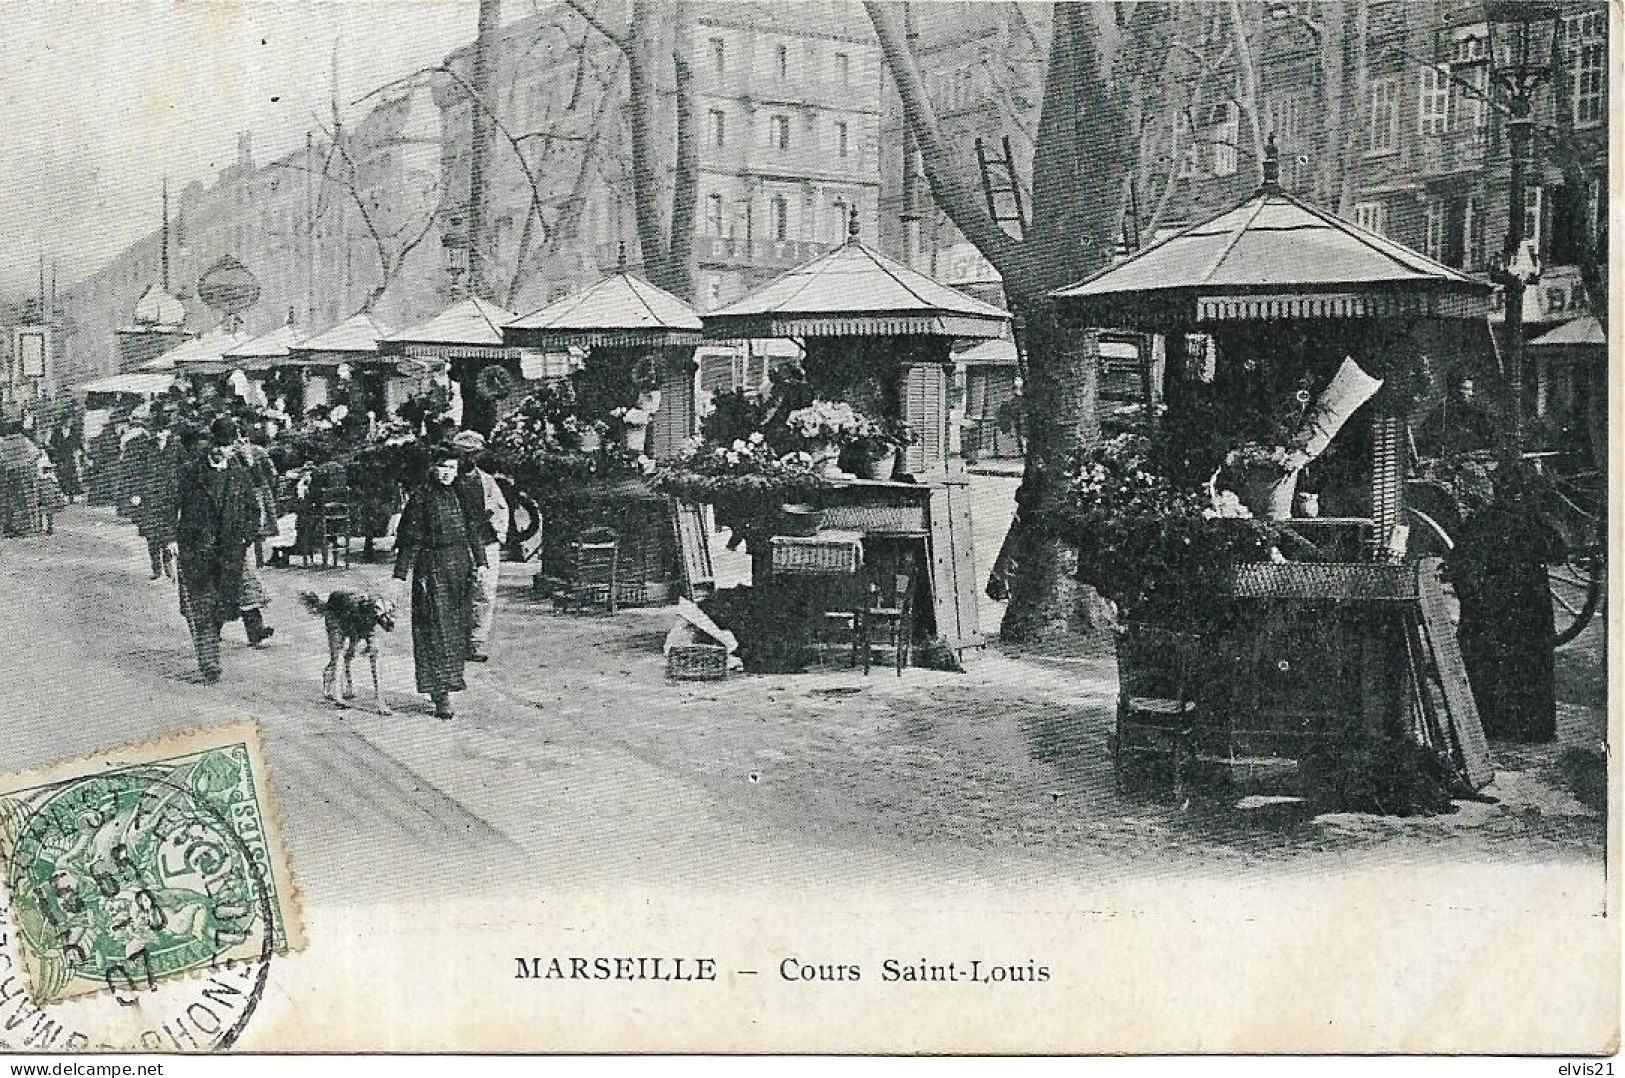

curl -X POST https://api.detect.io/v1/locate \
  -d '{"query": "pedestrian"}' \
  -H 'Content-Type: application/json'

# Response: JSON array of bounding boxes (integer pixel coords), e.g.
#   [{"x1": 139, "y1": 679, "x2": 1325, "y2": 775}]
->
[
  {"x1": 129, "y1": 415, "x2": 179, "y2": 580},
  {"x1": 1452, "y1": 459, "x2": 1564, "y2": 742},
  {"x1": 451, "y1": 430, "x2": 507, "y2": 662},
  {"x1": 0, "y1": 413, "x2": 45, "y2": 537},
  {"x1": 392, "y1": 447, "x2": 487, "y2": 719},
  {"x1": 174, "y1": 416, "x2": 261, "y2": 682},
  {"x1": 237, "y1": 421, "x2": 281, "y2": 567},
  {"x1": 48, "y1": 423, "x2": 82, "y2": 501},
  {"x1": 232, "y1": 424, "x2": 278, "y2": 645}
]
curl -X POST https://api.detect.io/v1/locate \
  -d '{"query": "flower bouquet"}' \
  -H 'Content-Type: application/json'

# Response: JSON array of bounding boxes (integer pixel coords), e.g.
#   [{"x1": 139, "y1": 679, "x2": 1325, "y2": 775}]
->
[{"x1": 1219, "y1": 441, "x2": 1299, "y2": 520}]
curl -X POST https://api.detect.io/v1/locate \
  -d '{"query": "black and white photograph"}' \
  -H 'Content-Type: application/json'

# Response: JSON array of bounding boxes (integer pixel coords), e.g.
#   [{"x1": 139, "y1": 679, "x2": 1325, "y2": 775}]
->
[{"x1": 0, "y1": 0, "x2": 1614, "y2": 1058}]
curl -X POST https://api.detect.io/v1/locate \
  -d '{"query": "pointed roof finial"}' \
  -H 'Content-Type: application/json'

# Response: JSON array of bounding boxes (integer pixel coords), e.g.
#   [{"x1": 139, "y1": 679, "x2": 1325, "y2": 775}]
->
[
  {"x1": 286, "y1": 307, "x2": 297, "y2": 326},
  {"x1": 1261, "y1": 133, "x2": 1281, "y2": 194},
  {"x1": 617, "y1": 241, "x2": 628, "y2": 272},
  {"x1": 848, "y1": 204, "x2": 860, "y2": 240}
]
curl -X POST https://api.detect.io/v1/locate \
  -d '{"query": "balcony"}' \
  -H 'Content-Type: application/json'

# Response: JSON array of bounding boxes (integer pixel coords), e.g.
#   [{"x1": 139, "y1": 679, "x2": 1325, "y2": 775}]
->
[
  {"x1": 1414, "y1": 132, "x2": 1488, "y2": 178},
  {"x1": 591, "y1": 236, "x2": 834, "y2": 274}
]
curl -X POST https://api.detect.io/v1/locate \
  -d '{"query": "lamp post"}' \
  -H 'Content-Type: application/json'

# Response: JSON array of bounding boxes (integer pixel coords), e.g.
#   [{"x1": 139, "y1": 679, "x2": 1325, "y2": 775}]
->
[{"x1": 1484, "y1": 0, "x2": 1560, "y2": 455}]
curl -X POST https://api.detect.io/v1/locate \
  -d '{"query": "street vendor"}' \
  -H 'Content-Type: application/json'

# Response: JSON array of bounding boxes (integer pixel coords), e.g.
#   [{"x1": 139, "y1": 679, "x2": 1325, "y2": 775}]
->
[{"x1": 451, "y1": 429, "x2": 506, "y2": 662}]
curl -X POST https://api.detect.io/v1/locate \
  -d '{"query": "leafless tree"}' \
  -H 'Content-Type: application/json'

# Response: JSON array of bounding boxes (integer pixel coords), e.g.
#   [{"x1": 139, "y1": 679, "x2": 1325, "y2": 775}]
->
[{"x1": 873, "y1": 1, "x2": 1153, "y2": 643}]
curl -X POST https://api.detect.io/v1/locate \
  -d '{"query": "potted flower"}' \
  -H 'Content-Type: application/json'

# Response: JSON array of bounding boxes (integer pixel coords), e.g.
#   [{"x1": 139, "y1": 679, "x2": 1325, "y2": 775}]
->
[
  {"x1": 786, "y1": 400, "x2": 870, "y2": 474},
  {"x1": 1220, "y1": 441, "x2": 1299, "y2": 520},
  {"x1": 846, "y1": 417, "x2": 917, "y2": 480}
]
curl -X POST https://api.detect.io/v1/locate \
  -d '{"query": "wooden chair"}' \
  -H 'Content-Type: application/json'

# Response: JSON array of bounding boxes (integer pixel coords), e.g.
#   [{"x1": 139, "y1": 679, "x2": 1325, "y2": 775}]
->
[
  {"x1": 319, "y1": 501, "x2": 352, "y2": 569},
  {"x1": 554, "y1": 528, "x2": 619, "y2": 615},
  {"x1": 859, "y1": 573, "x2": 914, "y2": 676},
  {"x1": 1109, "y1": 624, "x2": 1205, "y2": 802}
]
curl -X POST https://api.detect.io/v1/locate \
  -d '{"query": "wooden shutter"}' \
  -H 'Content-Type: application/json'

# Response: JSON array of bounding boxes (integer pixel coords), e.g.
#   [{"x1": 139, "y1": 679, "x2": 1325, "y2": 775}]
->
[{"x1": 901, "y1": 364, "x2": 947, "y2": 476}]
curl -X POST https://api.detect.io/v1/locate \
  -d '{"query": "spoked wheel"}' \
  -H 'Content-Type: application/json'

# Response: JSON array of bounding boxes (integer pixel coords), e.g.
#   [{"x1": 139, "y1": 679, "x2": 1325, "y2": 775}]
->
[{"x1": 1550, "y1": 548, "x2": 1604, "y2": 647}]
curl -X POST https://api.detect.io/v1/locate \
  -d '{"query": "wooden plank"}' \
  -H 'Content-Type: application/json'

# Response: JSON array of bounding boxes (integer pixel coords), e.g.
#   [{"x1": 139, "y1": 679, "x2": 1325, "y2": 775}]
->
[
  {"x1": 668, "y1": 498, "x2": 715, "y2": 602},
  {"x1": 926, "y1": 482, "x2": 983, "y2": 651},
  {"x1": 1415, "y1": 558, "x2": 1494, "y2": 790}
]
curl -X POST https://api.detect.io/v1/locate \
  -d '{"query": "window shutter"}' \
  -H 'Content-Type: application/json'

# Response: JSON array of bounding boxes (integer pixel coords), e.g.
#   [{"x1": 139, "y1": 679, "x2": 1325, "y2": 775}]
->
[{"x1": 902, "y1": 364, "x2": 947, "y2": 476}]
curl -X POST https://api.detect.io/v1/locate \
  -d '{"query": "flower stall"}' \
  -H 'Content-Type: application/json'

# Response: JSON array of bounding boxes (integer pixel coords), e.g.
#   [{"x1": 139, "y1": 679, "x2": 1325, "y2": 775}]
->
[
  {"x1": 1046, "y1": 141, "x2": 1499, "y2": 802},
  {"x1": 683, "y1": 210, "x2": 1010, "y2": 667},
  {"x1": 497, "y1": 261, "x2": 706, "y2": 606},
  {"x1": 380, "y1": 297, "x2": 518, "y2": 435}
]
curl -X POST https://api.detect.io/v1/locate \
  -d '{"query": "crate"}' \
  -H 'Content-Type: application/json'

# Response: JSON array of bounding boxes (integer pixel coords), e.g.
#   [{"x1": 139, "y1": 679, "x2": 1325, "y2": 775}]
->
[
  {"x1": 668, "y1": 643, "x2": 728, "y2": 681},
  {"x1": 769, "y1": 530, "x2": 864, "y2": 576}
]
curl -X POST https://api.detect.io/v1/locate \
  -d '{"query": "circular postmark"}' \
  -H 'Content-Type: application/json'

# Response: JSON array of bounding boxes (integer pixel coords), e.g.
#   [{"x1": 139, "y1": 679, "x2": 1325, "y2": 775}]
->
[{"x1": 0, "y1": 758, "x2": 279, "y2": 1051}]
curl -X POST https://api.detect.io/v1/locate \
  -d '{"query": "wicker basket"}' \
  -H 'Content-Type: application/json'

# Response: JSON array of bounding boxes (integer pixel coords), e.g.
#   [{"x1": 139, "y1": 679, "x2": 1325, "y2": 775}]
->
[
  {"x1": 668, "y1": 643, "x2": 728, "y2": 681},
  {"x1": 769, "y1": 531, "x2": 864, "y2": 576}
]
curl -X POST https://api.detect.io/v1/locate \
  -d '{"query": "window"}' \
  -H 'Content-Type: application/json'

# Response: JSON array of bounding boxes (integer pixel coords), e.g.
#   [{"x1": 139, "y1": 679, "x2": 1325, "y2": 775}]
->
[
  {"x1": 776, "y1": 43, "x2": 789, "y2": 80},
  {"x1": 1419, "y1": 65, "x2": 1450, "y2": 137},
  {"x1": 1354, "y1": 200, "x2": 1387, "y2": 236},
  {"x1": 1564, "y1": 12, "x2": 1606, "y2": 125},
  {"x1": 1368, "y1": 77, "x2": 1398, "y2": 154},
  {"x1": 1424, "y1": 199, "x2": 1446, "y2": 261},
  {"x1": 1268, "y1": 95, "x2": 1301, "y2": 149},
  {"x1": 835, "y1": 121, "x2": 848, "y2": 159},
  {"x1": 705, "y1": 194, "x2": 725, "y2": 237},
  {"x1": 770, "y1": 195, "x2": 789, "y2": 241},
  {"x1": 1208, "y1": 102, "x2": 1237, "y2": 177},
  {"x1": 1176, "y1": 114, "x2": 1196, "y2": 179},
  {"x1": 709, "y1": 37, "x2": 725, "y2": 75},
  {"x1": 772, "y1": 114, "x2": 790, "y2": 152},
  {"x1": 1454, "y1": 66, "x2": 1489, "y2": 141},
  {"x1": 831, "y1": 198, "x2": 849, "y2": 242},
  {"x1": 708, "y1": 109, "x2": 726, "y2": 149},
  {"x1": 705, "y1": 275, "x2": 723, "y2": 310},
  {"x1": 1523, "y1": 185, "x2": 1544, "y2": 255},
  {"x1": 1464, "y1": 193, "x2": 1484, "y2": 271},
  {"x1": 834, "y1": 52, "x2": 850, "y2": 85}
]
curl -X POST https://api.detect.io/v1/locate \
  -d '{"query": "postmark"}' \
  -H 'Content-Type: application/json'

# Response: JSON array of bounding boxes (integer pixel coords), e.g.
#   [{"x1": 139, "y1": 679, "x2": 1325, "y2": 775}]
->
[{"x1": 0, "y1": 721, "x2": 302, "y2": 1016}]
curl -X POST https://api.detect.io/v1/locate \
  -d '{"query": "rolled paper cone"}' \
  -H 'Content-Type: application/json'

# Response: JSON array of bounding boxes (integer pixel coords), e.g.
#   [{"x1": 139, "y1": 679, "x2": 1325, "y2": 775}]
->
[{"x1": 1292, "y1": 355, "x2": 1384, "y2": 463}]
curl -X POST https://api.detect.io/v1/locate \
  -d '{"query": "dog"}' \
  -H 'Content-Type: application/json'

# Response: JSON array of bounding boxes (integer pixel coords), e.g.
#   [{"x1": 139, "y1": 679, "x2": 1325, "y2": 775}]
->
[{"x1": 299, "y1": 590, "x2": 398, "y2": 716}]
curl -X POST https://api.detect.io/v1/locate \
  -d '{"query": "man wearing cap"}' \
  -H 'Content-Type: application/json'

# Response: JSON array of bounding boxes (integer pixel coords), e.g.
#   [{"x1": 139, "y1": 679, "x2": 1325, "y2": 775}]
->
[{"x1": 451, "y1": 430, "x2": 507, "y2": 662}]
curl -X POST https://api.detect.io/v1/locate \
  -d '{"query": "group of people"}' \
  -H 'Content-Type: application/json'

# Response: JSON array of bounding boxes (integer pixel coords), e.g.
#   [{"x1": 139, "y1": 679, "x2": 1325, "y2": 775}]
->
[{"x1": 0, "y1": 413, "x2": 71, "y2": 537}]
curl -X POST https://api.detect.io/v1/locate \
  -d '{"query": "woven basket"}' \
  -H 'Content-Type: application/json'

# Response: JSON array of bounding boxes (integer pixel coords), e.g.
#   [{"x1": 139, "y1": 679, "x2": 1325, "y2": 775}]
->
[{"x1": 668, "y1": 643, "x2": 728, "y2": 681}]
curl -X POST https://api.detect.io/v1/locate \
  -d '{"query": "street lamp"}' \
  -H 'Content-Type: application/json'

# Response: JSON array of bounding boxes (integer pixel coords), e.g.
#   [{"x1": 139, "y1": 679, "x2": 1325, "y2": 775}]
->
[{"x1": 1483, "y1": 0, "x2": 1561, "y2": 454}]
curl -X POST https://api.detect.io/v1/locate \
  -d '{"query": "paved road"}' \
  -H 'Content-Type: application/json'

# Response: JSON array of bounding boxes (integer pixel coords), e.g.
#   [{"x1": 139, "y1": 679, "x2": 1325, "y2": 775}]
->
[{"x1": 0, "y1": 499, "x2": 1605, "y2": 909}]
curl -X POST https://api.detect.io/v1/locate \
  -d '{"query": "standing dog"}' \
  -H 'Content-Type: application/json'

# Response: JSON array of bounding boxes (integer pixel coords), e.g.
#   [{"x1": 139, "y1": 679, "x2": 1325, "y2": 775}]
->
[{"x1": 299, "y1": 590, "x2": 397, "y2": 715}]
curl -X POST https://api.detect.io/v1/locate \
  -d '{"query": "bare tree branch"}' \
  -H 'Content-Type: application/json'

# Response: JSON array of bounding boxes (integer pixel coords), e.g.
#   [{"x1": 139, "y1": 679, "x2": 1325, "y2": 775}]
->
[{"x1": 563, "y1": 0, "x2": 632, "y2": 57}]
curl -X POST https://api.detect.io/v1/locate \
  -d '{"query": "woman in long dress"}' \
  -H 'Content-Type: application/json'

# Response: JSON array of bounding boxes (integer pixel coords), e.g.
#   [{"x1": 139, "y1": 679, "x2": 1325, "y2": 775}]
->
[{"x1": 393, "y1": 448, "x2": 487, "y2": 719}]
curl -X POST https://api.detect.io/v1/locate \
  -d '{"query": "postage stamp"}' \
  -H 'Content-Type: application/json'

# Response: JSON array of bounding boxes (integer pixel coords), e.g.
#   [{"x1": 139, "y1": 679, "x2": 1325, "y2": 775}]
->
[{"x1": 0, "y1": 720, "x2": 303, "y2": 1007}]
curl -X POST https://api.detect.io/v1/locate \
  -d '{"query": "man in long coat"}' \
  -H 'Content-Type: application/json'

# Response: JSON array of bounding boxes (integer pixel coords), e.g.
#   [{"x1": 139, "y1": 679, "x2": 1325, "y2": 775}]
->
[
  {"x1": 0, "y1": 418, "x2": 44, "y2": 537},
  {"x1": 128, "y1": 420, "x2": 179, "y2": 579},
  {"x1": 393, "y1": 448, "x2": 487, "y2": 719},
  {"x1": 175, "y1": 417, "x2": 261, "y2": 681}
]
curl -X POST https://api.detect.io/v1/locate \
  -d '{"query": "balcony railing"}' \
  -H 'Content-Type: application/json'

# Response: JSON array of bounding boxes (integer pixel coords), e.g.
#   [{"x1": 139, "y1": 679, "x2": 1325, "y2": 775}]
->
[{"x1": 1414, "y1": 132, "x2": 1488, "y2": 177}]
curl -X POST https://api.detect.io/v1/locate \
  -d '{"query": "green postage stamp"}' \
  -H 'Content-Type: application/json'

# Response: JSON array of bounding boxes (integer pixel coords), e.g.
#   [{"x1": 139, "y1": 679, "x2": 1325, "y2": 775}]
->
[{"x1": 0, "y1": 721, "x2": 303, "y2": 1005}]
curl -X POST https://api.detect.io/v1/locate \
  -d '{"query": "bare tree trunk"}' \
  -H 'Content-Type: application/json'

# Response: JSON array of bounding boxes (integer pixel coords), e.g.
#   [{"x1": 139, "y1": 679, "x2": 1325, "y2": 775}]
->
[
  {"x1": 665, "y1": 0, "x2": 698, "y2": 301},
  {"x1": 627, "y1": 0, "x2": 672, "y2": 286},
  {"x1": 468, "y1": 0, "x2": 502, "y2": 300},
  {"x1": 869, "y1": 0, "x2": 1135, "y2": 645}
]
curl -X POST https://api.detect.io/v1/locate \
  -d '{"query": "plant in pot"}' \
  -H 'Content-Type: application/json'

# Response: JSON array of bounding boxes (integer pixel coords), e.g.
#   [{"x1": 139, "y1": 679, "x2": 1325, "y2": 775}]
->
[
  {"x1": 1219, "y1": 441, "x2": 1299, "y2": 520},
  {"x1": 785, "y1": 400, "x2": 870, "y2": 475}
]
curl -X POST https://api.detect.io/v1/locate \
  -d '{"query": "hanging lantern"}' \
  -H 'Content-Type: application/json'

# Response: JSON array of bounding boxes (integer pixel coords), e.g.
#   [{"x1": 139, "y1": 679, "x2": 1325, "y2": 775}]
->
[{"x1": 196, "y1": 255, "x2": 261, "y2": 322}]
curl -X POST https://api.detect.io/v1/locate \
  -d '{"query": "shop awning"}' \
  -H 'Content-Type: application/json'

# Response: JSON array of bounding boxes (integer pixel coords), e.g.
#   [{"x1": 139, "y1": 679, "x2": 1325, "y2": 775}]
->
[
  {"x1": 505, "y1": 271, "x2": 702, "y2": 349},
  {"x1": 382, "y1": 297, "x2": 518, "y2": 361},
  {"x1": 704, "y1": 231, "x2": 1010, "y2": 340},
  {"x1": 1051, "y1": 175, "x2": 1494, "y2": 326},
  {"x1": 76, "y1": 371, "x2": 176, "y2": 397},
  {"x1": 1527, "y1": 313, "x2": 1605, "y2": 351},
  {"x1": 224, "y1": 323, "x2": 302, "y2": 370},
  {"x1": 286, "y1": 312, "x2": 393, "y2": 366},
  {"x1": 157, "y1": 328, "x2": 254, "y2": 375},
  {"x1": 953, "y1": 339, "x2": 1019, "y2": 368}
]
